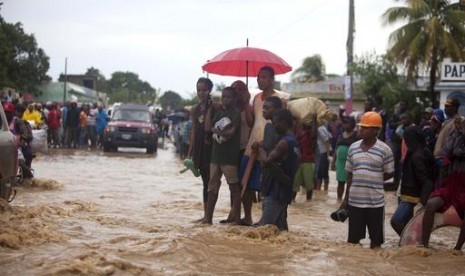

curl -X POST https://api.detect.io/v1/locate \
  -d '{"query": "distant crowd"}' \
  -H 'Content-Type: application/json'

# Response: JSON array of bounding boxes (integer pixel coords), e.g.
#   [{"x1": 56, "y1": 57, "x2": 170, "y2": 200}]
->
[{"x1": 1, "y1": 95, "x2": 110, "y2": 150}]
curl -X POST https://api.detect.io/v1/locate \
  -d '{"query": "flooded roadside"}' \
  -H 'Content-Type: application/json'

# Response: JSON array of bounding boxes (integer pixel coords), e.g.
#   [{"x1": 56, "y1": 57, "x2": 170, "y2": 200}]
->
[{"x1": 0, "y1": 145, "x2": 463, "y2": 275}]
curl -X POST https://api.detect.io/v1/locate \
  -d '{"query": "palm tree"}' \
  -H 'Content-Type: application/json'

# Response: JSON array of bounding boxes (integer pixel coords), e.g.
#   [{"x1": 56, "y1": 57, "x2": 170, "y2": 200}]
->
[
  {"x1": 382, "y1": 0, "x2": 465, "y2": 107},
  {"x1": 292, "y1": 54, "x2": 326, "y2": 83}
]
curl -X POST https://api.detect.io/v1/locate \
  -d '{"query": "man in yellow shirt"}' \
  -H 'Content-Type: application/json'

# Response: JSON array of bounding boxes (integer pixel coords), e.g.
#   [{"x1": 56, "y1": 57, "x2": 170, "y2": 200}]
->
[{"x1": 22, "y1": 103, "x2": 43, "y2": 127}]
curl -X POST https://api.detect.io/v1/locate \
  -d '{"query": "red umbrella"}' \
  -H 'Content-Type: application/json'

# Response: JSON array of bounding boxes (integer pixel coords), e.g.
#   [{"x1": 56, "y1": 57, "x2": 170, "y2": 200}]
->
[{"x1": 202, "y1": 47, "x2": 292, "y2": 78}]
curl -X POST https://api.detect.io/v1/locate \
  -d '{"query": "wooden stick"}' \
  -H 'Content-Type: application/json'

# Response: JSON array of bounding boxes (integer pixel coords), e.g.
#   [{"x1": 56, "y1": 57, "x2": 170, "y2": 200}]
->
[{"x1": 241, "y1": 152, "x2": 256, "y2": 197}]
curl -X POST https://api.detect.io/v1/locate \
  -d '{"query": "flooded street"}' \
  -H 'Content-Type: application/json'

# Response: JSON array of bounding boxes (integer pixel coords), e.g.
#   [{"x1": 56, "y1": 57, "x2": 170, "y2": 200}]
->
[{"x1": 0, "y1": 144, "x2": 464, "y2": 275}]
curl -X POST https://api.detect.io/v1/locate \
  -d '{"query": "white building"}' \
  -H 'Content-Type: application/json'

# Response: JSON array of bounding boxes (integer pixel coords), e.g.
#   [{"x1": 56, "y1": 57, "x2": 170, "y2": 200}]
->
[{"x1": 436, "y1": 59, "x2": 465, "y2": 116}]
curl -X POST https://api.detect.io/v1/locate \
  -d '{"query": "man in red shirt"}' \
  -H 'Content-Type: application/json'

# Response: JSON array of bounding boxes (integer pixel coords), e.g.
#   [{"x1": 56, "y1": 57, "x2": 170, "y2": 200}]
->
[
  {"x1": 47, "y1": 103, "x2": 61, "y2": 148},
  {"x1": 293, "y1": 120, "x2": 316, "y2": 201}
]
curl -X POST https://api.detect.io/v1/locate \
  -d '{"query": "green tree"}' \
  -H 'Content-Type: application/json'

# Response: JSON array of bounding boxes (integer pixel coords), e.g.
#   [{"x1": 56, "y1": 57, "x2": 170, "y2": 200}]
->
[
  {"x1": 382, "y1": 0, "x2": 465, "y2": 107},
  {"x1": 181, "y1": 92, "x2": 199, "y2": 108},
  {"x1": 181, "y1": 97, "x2": 198, "y2": 108},
  {"x1": 291, "y1": 54, "x2": 326, "y2": 83},
  {"x1": 0, "y1": 14, "x2": 51, "y2": 93},
  {"x1": 106, "y1": 71, "x2": 157, "y2": 104},
  {"x1": 353, "y1": 52, "x2": 425, "y2": 121},
  {"x1": 85, "y1": 67, "x2": 108, "y2": 93},
  {"x1": 215, "y1": 82, "x2": 226, "y2": 92},
  {"x1": 159, "y1": 90, "x2": 182, "y2": 111}
]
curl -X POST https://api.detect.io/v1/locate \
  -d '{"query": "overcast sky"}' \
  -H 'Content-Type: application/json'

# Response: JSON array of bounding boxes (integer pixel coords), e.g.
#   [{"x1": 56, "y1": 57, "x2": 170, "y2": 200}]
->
[{"x1": 2, "y1": 0, "x2": 400, "y2": 98}]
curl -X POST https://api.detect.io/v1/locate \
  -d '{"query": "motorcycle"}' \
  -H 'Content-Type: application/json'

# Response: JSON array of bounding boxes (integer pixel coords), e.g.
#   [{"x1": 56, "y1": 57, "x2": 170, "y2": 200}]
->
[{"x1": 15, "y1": 148, "x2": 34, "y2": 186}]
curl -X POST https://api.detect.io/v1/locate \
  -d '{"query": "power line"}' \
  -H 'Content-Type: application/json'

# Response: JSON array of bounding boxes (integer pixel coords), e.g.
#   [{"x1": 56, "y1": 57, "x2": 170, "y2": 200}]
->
[{"x1": 260, "y1": 0, "x2": 330, "y2": 44}]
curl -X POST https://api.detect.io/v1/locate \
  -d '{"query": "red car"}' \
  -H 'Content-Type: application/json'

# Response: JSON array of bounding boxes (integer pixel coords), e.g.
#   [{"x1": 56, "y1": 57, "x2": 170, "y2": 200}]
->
[
  {"x1": 103, "y1": 104, "x2": 158, "y2": 153},
  {"x1": 0, "y1": 104, "x2": 18, "y2": 202}
]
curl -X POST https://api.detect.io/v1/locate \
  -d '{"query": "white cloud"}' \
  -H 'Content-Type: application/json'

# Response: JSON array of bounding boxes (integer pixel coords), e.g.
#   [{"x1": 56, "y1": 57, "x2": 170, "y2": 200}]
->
[{"x1": 2, "y1": 0, "x2": 400, "y2": 99}]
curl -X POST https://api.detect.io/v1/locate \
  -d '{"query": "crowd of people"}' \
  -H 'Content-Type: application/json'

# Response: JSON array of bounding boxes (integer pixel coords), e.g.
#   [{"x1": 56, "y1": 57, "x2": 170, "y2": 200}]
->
[
  {"x1": 1, "y1": 96, "x2": 110, "y2": 150},
  {"x1": 1, "y1": 95, "x2": 113, "y2": 182},
  {"x1": 183, "y1": 66, "x2": 465, "y2": 251},
  {"x1": 3, "y1": 67, "x2": 465, "y2": 251}
]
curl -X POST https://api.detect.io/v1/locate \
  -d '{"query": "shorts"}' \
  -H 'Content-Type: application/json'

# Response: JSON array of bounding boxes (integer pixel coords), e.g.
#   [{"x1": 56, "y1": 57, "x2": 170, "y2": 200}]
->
[
  {"x1": 316, "y1": 153, "x2": 329, "y2": 179},
  {"x1": 293, "y1": 162, "x2": 315, "y2": 192},
  {"x1": 238, "y1": 155, "x2": 262, "y2": 191},
  {"x1": 390, "y1": 200, "x2": 416, "y2": 230},
  {"x1": 208, "y1": 163, "x2": 238, "y2": 194},
  {"x1": 348, "y1": 205, "x2": 385, "y2": 247}
]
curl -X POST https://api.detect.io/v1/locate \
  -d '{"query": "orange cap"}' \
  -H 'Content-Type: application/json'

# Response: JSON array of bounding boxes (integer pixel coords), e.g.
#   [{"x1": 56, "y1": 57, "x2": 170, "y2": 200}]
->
[{"x1": 359, "y1": 111, "x2": 382, "y2": 128}]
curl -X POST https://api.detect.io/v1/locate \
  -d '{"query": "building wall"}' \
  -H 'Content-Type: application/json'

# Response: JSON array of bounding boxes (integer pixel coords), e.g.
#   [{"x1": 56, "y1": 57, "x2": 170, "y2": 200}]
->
[
  {"x1": 59, "y1": 74, "x2": 97, "y2": 90},
  {"x1": 282, "y1": 76, "x2": 366, "y2": 113}
]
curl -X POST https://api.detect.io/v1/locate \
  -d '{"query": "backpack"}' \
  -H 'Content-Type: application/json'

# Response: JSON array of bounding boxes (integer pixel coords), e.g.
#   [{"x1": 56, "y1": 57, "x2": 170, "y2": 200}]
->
[{"x1": 22, "y1": 119, "x2": 33, "y2": 142}]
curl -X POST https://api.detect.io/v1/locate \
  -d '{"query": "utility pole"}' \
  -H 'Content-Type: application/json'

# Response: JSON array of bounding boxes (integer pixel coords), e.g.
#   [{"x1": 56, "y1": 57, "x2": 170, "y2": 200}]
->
[
  {"x1": 63, "y1": 57, "x2": 68, "y2": 103},
  {"x1": 345, "y1": 0, "x2": 355, "y2": 115}
]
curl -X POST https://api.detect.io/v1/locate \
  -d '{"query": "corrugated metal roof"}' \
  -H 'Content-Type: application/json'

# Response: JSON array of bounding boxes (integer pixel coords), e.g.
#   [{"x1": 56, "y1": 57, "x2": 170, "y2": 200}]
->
[{"x1": 34, "y1": 82, "x2": 106, "y2": 103}]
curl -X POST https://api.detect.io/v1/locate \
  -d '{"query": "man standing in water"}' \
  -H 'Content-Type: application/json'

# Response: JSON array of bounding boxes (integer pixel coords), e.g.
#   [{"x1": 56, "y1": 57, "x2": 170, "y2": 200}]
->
[
  {"x1": 256, "y1": 109, "x2": 299, "y2": 231},
  {"x1": 434, "y1": 99, "x2": 461, "y2": 158},
  {"x1": 188, "y1": 77, "x2": 214, "y2": 222},
  {"x1": 387, "y1": 100, "x2": 408, "y2": 188},
  {"x1": 202, "y1": 87, "x2": 241, "y2": 224},
  {"x1": 238, "y1": 66, "x2": 287, "y2": 226},
  {"x1": 342, "y1": 111, "x2": 394, "y2": 248}
]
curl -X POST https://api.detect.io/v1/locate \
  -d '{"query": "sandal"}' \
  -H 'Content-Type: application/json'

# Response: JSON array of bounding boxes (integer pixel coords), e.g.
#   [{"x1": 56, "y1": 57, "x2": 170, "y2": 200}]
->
[
  {"x1": 219, "y1": 218, "x2": 234, "y2": 224},
  {"x1": 238, "y1": 218, "x2": 253, "y2": 226}
]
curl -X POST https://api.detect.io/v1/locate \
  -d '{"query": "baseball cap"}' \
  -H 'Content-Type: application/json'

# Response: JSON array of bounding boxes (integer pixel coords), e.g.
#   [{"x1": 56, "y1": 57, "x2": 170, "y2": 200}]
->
[
  {"x1": 430, "y1": 108, "x2": 445, "y2": 123},
  {"x1": 424, "y1": 107, "x2": 434, "y2": 113},
  {"x1": 445, "y1": 98, "x2": 460, "y2": 107}
]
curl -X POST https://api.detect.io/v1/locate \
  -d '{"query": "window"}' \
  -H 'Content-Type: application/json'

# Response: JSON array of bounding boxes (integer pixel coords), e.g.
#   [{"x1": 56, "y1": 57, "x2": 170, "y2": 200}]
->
[{"x1": 112, "y1": 109, "x2": 151, "y2": 122}]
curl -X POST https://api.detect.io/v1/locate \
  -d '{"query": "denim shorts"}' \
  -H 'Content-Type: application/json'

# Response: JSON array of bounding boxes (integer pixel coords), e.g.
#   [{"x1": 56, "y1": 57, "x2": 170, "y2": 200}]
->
[{"x1": 391, "y1": 200, "x2": 416, "y2": 228}]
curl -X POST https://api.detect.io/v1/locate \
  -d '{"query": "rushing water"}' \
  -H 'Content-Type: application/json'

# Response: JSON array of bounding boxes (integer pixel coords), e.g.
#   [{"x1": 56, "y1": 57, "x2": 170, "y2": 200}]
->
[{"x1": 0, "y1": 144, "x2": 463, "y2": 275}]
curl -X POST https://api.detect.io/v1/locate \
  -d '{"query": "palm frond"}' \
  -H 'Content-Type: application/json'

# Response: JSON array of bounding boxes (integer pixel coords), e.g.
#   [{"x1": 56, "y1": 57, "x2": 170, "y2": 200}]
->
[
  {"x1": 384, "y1": 0, "x2": 465, "y2": 85},
  {"x1": 407, "y1": 0, "x2": 432, "y2": 17},
  {"x1": 382, "y1": 7, "x2": 412, "y2": 26},
  {"x1": 441, "y1": 30, "x2": 465, "y2": 60}
]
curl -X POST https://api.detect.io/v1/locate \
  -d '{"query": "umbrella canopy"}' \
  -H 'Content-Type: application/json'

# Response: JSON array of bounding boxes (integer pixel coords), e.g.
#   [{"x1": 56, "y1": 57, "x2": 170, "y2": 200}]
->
[{"x1": 202, "y1": 47, "x2": 292, "y2": 77}]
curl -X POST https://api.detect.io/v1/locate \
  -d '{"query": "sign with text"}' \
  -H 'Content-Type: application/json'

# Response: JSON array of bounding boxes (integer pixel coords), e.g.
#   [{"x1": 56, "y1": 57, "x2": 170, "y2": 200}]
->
[{"x1": 441, "y1": 61, "x2": 465, "y2": 81}]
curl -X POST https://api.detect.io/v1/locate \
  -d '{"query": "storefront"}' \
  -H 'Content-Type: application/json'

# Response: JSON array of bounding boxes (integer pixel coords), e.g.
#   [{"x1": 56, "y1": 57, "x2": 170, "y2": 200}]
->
[{"x1": 435, "y1": 59, "x2": 465, "y2": 116}]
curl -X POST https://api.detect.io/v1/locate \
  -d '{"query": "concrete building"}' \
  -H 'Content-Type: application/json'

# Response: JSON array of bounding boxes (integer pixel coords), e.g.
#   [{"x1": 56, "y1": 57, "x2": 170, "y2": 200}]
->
[
  {"x1": 281, "y1": 76, "x2": 366, "y2": 113},
  {"x1": 34, "y1": 82, "x2": 107, "y2": 105},
  {"x1": 435, "y1": 59, "x2": 465, "y2": 116},
  {"x1": 58, "y1": 74, "x2": 98, "y2": 91}
]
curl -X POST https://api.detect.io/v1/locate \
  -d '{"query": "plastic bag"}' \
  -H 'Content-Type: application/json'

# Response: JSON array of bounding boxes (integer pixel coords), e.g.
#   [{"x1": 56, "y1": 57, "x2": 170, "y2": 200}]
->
[
  {"x1": 30, "y1": 129, "x2": 48, "y2": 153},
  {"x1": 287, "y1": 97, "x2": 333, "y2": 126}
]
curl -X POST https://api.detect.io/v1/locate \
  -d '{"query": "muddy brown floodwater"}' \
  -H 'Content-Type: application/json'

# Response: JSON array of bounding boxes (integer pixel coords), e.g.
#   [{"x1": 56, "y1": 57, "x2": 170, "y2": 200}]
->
[{"x1": 0, "y1": 144, "x2": 463, "y2": 275}]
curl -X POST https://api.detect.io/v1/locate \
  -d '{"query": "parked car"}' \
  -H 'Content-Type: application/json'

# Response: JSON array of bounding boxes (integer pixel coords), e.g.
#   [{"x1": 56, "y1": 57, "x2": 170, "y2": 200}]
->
[
  {"x1": 0, "y1": 104, "x2": 18, "y2": 201},
  {"x1": 103, "y1": 103, "x2": 158, "y2": 153}
]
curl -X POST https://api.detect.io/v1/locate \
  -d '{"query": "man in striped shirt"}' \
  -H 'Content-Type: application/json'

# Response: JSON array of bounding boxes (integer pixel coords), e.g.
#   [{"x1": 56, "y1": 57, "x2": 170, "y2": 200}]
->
[{"x1": 342, "y1": 111, "x2": 394, "y2": 249}]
